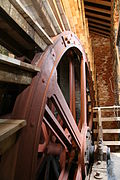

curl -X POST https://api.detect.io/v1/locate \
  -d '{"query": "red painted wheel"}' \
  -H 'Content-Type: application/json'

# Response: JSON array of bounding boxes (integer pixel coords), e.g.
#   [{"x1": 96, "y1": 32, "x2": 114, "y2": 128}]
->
[{"x1": 11, "y1": 31, "x2": 95, "y2": 180}]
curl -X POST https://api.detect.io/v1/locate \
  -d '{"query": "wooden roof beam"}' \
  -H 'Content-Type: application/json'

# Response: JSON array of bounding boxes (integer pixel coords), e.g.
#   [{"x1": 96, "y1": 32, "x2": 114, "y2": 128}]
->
[
  {"x1": 84, "y1": 0, "x2": 111, "y2": 7},
  {"x1": 88, "y1": 18, "x2": 111, "y2": 26},
  {"x1": 47, "y1": 0, "x2": 65, "y2": 31},
  {"x1": 89, "y1": 31, "x2": 110, "y2": 38},
  {"x1": 41, "y1": 0, "x2": 62, "y2": 34},
  {"x1": 85, "y1": 5, "x2": 111, "y2": 15},
  {"x1": 89, "y1": 27, "x2": 110, "y2": 36},
  {"x1": 55, "y1": 0, "x2": 71, "y2": 31},
  {"x1": 89, "y1": 23, "x2": 111, "y2": 31},
  {"x1": 86, "y1": 12, "x2": 111, "y2": 21}
]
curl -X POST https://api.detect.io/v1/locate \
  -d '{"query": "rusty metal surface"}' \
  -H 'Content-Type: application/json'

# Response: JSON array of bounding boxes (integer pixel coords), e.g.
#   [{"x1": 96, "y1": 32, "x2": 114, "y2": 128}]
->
[{"x1": 0, "y1": 31, "x2": 95, "y2": 180}]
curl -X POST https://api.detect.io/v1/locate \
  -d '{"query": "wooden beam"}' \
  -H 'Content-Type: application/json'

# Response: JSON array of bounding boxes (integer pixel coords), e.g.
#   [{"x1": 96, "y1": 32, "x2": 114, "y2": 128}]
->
[
  {"x1": 41, "y1": 0, "x2": 62, "y2": 34},
  {"x1": 94, "y1": 129, "x2": 120, "y2": 133},
  {"x1": 86, "y1": 12, "x2": 111, "y2": 21},
  {"x1": 2, "y1": 0, "x2": 52, "y2": 50},
  {"x1": 88, "y1": 18, "x2": 111, "y2": 26},
  {"x1": 55, "y1": 0, "x2": 71, "y2": 31},
  {"x1": 11, "y1": 0, "x2": 53, "y2": 44},
  {"x1": 85, "y1": 5, "x2": 111, "y2": 14},
  {"x1": 93, "y1": 117, "x2": 120, "y2": 122},
  {"x1": 48, "y1": 0, "x2": 65, "y2": 31},
  {"x1": 91, "y1": 32, "x2": 109, "y2": 38},
  {"x1": 31, "y1": 0, "x2": 57, "y2": 37},
  {"x1": 94, "y1": 141, "x2": 120, "y2": 146},
  {"x1": 0, "y1": 54, "x2": 40, "y2": 72},
  {"x1": 0, "y1": 54, "x2": 40, "y2": 85},
  {"x1": 89, "y1": 27, "x2": 110, "y2": 36},
  {"x1": 84, "y1": 0, "x2": 111, "y2": 7},
  {"x1": 0, "y1": 119, "x2": 26, "y2": 154},
  {"x1": 89, "y1": 23, "x2": 110, "y2": 31},
  {"x1": 0, "y1": 119, "x2": 26, "y2": 142}
]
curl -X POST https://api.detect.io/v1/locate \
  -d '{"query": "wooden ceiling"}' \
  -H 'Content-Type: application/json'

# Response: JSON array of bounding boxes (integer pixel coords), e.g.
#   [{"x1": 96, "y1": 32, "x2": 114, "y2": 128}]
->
[{"x1": 84, "y1": 0, "x2": 112, "y2": 37}]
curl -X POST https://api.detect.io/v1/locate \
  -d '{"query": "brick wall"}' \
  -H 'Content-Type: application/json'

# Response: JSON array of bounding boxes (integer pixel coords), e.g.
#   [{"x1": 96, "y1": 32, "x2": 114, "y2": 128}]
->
[{"x1": 90, "y1": 33, "x2": 115, "y2": 106}]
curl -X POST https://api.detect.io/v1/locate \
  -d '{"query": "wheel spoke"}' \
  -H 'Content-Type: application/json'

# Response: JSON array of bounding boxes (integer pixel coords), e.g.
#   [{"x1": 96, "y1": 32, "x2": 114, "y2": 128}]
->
[
  {"x1": 38, "y1": 122, "x2": 49, "y2": 153},
  {"x1": 52, "y1": 83, "x2": 82, "y2": 149},
  {"x1": 75, "y1": 165, "x2": 82, "y2": 180},
  {"x1": 44, "y1": 105, "x2": 72, "y2": 150}
]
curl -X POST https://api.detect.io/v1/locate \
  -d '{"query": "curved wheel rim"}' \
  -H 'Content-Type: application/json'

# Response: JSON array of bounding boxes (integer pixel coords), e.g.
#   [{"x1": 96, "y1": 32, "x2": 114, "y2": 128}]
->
[{"x1": 11, "y1": 31, "x2": 94, "y2": 180}]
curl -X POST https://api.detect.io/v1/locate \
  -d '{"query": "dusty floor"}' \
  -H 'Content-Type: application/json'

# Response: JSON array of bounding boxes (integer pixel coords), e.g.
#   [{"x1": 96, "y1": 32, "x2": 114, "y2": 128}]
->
[{"x1": 108, "y1": 153, "x2": 120, "y2": 180}]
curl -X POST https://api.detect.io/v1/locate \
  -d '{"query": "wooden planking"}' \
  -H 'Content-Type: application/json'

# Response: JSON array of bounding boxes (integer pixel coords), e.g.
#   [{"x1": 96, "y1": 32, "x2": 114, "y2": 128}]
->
[
  {"x1": 42, "y1": 0, "x2": 62, "y2": 34},
  {"x1": 0, "y1": 54, "x2": 40, "y2": 85},
  {"x1": 88, "y1": 18, "x2": 111, "y2": 26},
  {"x1": 0, "y1": 119, "x2": 26, "y2": 142},
  {"x1": 89, "y1": 27, "x2": 110, "y2": 35},
  {"x1": 55, "y1": 0, "x2": 71, "y2": 31},
  {"x1": 93, "y1": 117, "x2": 120, "y2": 122},
  {"x1": 61, "y1": 0, "x2": 76, "y2": 33},
  {"x1": 48, "y1": 0, "x2": 65, "y2": 31},
  {"x1": 2, "y1": 0, "x2": 52, "y2": 50},
  {"x1": 90, "y1": 31, "x2": 110, "y2": 38},
  {"x1": 0, "y1": 54, "x2": 40, "y2": 72},
  {"x1": 0, "y1": 67, "x2": 32, "y2": 85},
  {"x1": 86, "y1": 12, "x2": 111, "y2": 21},
  {"x1": 103, "y1": 141, "x2": 120, "y2": 146},
  {"x1": 94, "y1": 141, "x2": 120, "y2": 146},
  {"x1": 31, "y1": 0, "x2": 57, "y2": 37},
  {"x1": 84, "y1": 0, "x2": 112, "y2": 36},
  {"x1": 85, "y1": 5, "x2": 111, "y2": 15},
  {"x1": 84, "y1": 0, "x2": 111, "y2": 7},
  {"x1": 94, "y1": 129, "x2": 120, "y2": 134},
  {"x1": 89, "y1": 23, "x2": 110, "y2": 31}
]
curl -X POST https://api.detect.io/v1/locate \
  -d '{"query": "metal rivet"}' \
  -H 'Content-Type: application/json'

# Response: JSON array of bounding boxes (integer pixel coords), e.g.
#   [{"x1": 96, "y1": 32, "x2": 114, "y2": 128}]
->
[{"x1": 94, "y1": 171, "x2": 102, "y2": 179}]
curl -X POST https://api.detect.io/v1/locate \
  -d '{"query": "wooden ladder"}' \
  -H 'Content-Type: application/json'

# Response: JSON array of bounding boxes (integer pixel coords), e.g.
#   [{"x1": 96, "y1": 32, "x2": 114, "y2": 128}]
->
[{"x1": 93, "y1": 106, "x2": 120, "y2": 152}]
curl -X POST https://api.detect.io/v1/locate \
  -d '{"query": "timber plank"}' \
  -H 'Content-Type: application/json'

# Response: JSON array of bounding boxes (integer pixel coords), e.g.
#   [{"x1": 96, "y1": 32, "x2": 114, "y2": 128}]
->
[
  {"x1": 86, "y1": 12, "x2": 111, "y2": 21},
  {"x1": 0, "y1": 54, "x2": 40, "y2": 85},
  {"x1": 85, "y1": 5, "x2": 110, "y2": 15},
  {"x1": 84, "y1": 0, "x2": 111, "y2": 7},
  {"x1": 94, "y1": 141, "x2": 120, "y2": 146},
  {"x1": 0, "y1": 119, "x2": 26, "y2": 142},
  {"x1": 89, "y1": 27, "x2": 110, "y2": 35},
  {"x1": 93, "y1": 117, "x2": 120, "y2": 122},
  {"x1": 0, "y1": 54, "x2": 40, "y2": 72},
  {"x1": 94, "y1": 129, "x2": 120, "y2": 134},
  {"x1": 88, "y1": 18, "x2": 111, "y2": 26},
  {"x1": 89, "y1": 23, "x2": 110, "y2": 31}
]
